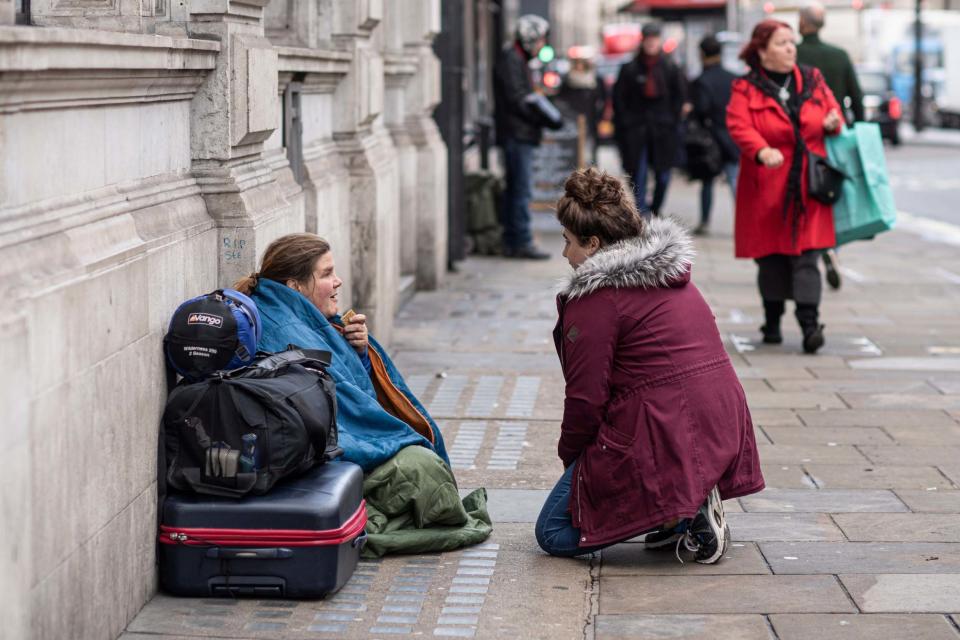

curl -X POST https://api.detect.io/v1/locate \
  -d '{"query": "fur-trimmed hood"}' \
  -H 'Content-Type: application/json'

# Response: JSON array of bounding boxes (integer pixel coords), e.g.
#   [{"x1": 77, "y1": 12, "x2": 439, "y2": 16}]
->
[{"x1": 561, "y1": 217, "x2": 695, "y2": 299}]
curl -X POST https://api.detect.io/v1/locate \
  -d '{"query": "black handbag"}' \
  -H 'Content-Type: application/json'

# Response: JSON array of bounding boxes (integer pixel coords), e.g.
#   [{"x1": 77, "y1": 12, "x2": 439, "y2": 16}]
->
[
  {"x1": 684, "y1": 118, "x2": 723, "y2": 180},
  {"x1": 807, "y1": 151, "x2": 845, "y2": 204}
]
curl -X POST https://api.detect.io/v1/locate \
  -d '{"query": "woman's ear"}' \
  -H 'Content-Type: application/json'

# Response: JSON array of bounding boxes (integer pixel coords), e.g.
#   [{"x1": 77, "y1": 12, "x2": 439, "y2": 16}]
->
[
  {"x1": 286, "y1": 279, "x2": 301, "y2": 292},
  {"x1": 587, "y1": 236, "x2": 602, "y2": 255}
]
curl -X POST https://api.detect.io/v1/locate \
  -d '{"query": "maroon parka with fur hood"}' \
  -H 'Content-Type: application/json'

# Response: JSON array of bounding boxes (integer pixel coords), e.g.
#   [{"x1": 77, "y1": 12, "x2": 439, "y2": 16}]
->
[{"x1": 554, "y1": 218, "x2": 764, "y2": 548}]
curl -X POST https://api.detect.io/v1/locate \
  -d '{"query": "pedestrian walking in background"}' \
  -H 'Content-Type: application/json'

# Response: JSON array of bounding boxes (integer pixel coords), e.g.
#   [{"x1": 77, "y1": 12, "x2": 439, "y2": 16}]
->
[
  {"x1": 690, "y1": 34, "x2": 740, "y2": 236},
  {"x1": 493, "y1": 14, "x2": 552, "y2": 260},
  {"x1": 797, "y1": 1, "x2": 864, "y2": 290},
  {"x1": 558, "y1": 55, "x2": 604, "y2": 146},
  {"x1": 726, "y1": 20, "x2": 844, "y2": 354},
  {"x1": 613, "y1": 22, "x2": 688, "y2": 218},
  {"x1": 535, "y1": 167, "x2": 764, "y2": 562}
]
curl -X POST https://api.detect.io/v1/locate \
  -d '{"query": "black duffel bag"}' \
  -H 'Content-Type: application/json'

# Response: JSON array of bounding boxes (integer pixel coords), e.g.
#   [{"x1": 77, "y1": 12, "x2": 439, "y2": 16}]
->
[{"x1": 163, "y1": 348, "x2": 341, "y2": 498}]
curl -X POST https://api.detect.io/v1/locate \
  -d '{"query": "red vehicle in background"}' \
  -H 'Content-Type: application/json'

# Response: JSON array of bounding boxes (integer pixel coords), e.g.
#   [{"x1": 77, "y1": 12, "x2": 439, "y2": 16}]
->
[{"x1": 596, "y1": 24, "x2": 642, "y2": 144}]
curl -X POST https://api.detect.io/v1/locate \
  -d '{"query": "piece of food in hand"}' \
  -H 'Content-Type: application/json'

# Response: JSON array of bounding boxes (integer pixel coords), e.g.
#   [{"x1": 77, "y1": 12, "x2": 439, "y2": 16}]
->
[{"x1": 341, "y1": 309, "x2": 357, "y2": 324}]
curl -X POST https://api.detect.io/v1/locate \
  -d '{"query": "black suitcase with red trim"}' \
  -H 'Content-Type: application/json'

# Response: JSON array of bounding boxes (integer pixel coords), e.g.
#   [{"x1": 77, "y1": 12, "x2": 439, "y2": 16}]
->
[{"x1": 159, "y1": 461, "x2": 366, "y2": 598}]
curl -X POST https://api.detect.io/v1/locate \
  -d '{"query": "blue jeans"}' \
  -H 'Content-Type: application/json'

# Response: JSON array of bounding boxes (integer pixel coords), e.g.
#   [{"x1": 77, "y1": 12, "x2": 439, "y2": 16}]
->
[
  {"x1": 632, "y1": 148, "x2": 672, "y2": 219},
  {"x1": 699, "y1": 161, "x2": 739, "y2": 226},
  {"x1": 500, "y1": 137, "x2": 535, "y2": 250}
]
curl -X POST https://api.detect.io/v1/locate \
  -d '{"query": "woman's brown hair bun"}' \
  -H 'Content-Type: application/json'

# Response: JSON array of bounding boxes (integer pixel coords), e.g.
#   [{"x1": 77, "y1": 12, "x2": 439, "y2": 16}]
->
[{"x1": 556, "y1": 167, "x2": 643, "y2": 246}]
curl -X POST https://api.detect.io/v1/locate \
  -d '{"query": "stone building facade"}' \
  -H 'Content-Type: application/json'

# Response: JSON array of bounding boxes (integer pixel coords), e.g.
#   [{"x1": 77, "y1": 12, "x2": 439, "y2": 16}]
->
[{"x1": 0, "y1": 1, "x2": 447, "y2": 638}]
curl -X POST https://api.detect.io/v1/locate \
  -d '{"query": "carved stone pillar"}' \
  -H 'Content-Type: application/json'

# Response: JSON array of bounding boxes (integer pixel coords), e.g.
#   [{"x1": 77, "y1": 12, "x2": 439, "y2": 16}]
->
[
  {"x1": 187, "y1": 0, "x2": 303, "y2": 287},
  {"x1": 400, "y1": 0, "x2": 447, "y2": 290},
  {"x1": 330, "y1": 0, "x2": 401, "y2": 342}
]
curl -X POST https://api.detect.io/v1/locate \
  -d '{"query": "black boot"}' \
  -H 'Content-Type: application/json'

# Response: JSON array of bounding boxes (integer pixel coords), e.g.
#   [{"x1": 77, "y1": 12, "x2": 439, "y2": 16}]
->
[
  {"x1": 760, "y1": 300, "x2": 785, "y2": 344},
  {"x1": 796, "y1": 303, "x2": 825, "y2": 354}
]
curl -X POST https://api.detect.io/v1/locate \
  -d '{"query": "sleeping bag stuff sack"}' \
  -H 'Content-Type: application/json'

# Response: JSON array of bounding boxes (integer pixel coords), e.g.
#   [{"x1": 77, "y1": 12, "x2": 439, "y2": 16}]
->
[
  {"x1": 164, "y1": 288, "x2": 262, "y2": 382},
  {"x1": 163, "y1": 349, "x2": 341, "y2": 498},
  {"x1": 159, "y1": 461, "x2": 366, "y2": 598}
]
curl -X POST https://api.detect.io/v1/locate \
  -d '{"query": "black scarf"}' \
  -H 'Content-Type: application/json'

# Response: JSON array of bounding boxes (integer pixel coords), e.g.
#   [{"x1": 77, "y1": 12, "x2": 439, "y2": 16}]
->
[{"x1": 745, "y1": 65, "x2": 820, "y2": 243}]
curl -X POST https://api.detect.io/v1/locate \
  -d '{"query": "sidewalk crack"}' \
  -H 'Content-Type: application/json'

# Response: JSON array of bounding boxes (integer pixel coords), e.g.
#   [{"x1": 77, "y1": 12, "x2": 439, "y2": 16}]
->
[{"x1": 582, "y1": 551, "x2": 601, "y2": 640}]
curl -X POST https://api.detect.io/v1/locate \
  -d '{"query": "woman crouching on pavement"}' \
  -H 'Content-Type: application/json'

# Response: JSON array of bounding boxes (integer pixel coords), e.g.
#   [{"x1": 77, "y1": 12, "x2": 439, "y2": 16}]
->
[{"x1": 535, "y1": 168, "x2": 765, "y2": 563}]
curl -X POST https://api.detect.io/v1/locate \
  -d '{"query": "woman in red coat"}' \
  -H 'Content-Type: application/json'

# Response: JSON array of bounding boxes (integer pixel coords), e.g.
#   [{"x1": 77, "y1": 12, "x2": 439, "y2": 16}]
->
[
  {"x1": 726, "y1": 20, "x2": 843, "y2": 353},
  {"x1": 535, "y1": 168, "x2": 764, "y2": 563}
]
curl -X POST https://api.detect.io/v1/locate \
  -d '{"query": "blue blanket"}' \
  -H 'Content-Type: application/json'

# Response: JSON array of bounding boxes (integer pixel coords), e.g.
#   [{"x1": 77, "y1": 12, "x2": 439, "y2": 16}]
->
[{"x1": 251, "y1": 278, "x2": 448, "y2": 471}]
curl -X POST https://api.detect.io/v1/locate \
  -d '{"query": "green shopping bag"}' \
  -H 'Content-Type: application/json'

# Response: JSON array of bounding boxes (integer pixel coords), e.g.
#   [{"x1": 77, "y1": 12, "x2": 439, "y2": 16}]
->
[{"x1": 825, "y1": 122, "x2": 897, "y2": 246}]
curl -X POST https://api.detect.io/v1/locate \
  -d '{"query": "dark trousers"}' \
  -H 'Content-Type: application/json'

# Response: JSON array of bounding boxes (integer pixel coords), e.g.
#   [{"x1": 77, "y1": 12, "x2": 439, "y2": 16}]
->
[
  {"x1": 699, "y1": 162, "x2": 739, "y2": 226},
  {"x1": 535, "y1": 463, "x2": 659, "y2": 557},
  {"x1": 500, "y1": 137, "x2": 536, "y2": 250},
  {"x1": 535, "y1": 463, "x2": 612, "y2": 557},
  {"x1": 755, "y1": 250, "x2": 823, "y2": 305},
  {"x1": 632, "y1": 146, "x2": 672, "y2": 219}
]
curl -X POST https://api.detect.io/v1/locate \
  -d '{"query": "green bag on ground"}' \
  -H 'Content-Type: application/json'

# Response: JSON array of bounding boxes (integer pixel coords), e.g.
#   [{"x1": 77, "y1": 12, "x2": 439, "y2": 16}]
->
[
  {"x1": 825, "y1": 122, "x2": 897, "y2": 246},
  {"x1": 362, "y1": 445, "x2": 493, "y2": 558},
  {"x1": 464, "y1": 171, "x2": 504, "y2": 255}
]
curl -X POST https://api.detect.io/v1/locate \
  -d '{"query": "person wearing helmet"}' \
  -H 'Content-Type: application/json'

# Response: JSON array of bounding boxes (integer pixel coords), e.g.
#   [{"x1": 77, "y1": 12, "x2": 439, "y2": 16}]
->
[{"x1": 494, "y1": 14, "x2": 552, "y2": 260}]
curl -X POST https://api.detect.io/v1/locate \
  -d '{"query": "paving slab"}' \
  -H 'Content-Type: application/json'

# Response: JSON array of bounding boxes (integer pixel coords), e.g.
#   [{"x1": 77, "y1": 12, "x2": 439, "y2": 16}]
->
[
  {"x1": 749, "y1": 408, "x2": 805, "y2": 427},
  {"x1": 884, "y1": 425, "x2": 960, "y2": 446},
  {"x1": 726, "y1": 513, "x2": 845, "y2": 542},
  {"x1": 805, "y1": 465, "x2": 954, "y2": 490},
  {"x1": 769, "y1": 613, "x2": 960, "y2": 640},
  {"x1": 895, "y1": 489, "x2": 960, "y2": 513},
  {"x1": 841, "y1": 394, "x2": 960, "y2": 411},
  {"x1": 758, "y1": 464, "x2": 817, "y2": 489},
  {"x1": 848, "y1": 357, "x2": 960, "y2": 372},
  {"x1": 756, "y1": 444, "x2": 870, "y2": 465},
  {"x1": 761, "y1": 426, "x2": 895, "y2": 446},
  {"x1": 595, "y1": 614, "x2": 775, "y2": 640},
  {"x1": 742, "y1": 391, "x2": 846, "y2": 410},
  {"x1": 832, "y1": 513, "x2": 960, "y2": 542},
  {"x1": 740, "y1": 488, "x2": 908, "y2": 513},
  {"x1": 761, "y1": 541, "x2": 960, "y2": 574},
  {"x1": 839, "y1": 574, "x2": 960, "y2": 612},
  {"x1": 858, "y1": 446, "x2": 960, "y2": 466},
  {"x1": 735, "y1": 367, "x2": 816, "y2": 380},
  {"x1": 769, "y1": 379, "x2": 942, "y2": 394},
  {"x1": 600, "y1": 575, "x2": 856, "y2": 614},
  {"x1": 601, "y1": 541, "x2": 770, "y2": 576},
  {"x1": 797, "y1": 410, "x2": 959, "y2": 429}
]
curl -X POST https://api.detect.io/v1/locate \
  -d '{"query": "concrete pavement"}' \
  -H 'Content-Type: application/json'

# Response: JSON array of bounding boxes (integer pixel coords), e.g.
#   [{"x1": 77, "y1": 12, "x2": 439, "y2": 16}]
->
[{"x1": 124, "y1": 172, "x2": 960, "y2": 639}]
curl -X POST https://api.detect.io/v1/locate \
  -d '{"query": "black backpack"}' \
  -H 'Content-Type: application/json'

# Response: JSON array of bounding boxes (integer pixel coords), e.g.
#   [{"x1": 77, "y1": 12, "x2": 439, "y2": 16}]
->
[{"x1": 163, "y1": 348, "x2": 341, "y2": 498}]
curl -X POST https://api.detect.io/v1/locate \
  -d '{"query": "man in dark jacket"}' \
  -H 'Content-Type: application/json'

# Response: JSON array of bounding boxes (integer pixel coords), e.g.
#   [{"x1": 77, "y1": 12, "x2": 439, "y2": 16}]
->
[
  {"x1": 797, "y1": 3, "x2": 864, "y2": 123},
  {"x1": 797, "y1": 2, "x2": 859, "y2": 289},
  {"x1": 493, "y1": 14, "x2": 551, "y2": 260},
  {"x1": 691, "y1": 34, "x2": 739, "y2": 236},
  {"x1": 613, "y1": 22, "x2": 688, "y2": 218}
]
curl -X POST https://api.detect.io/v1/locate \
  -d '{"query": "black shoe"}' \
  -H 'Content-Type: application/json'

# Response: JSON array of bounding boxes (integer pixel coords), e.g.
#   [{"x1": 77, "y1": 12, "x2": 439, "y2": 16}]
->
[
  {"x1": 760, "y1": 325, "x2": 783, "y2": 344},
  {"x1": 823, "y1": 250, "x2": 841, "y2": 290},
  {"x1": 802, "y1": 324, "x2": 826, "y2": 354},
  {"x1": 643, "y1": 522, "x2": 686, "y2": 550},
  {"x1": 506, "y1": 245, "x2": 551, "y2": 260},
  {"x1": 683, "y1": 487, "x2": 730, "y2": 565},
  {"x1": 693, "y1": 224, "x2": 709, "y2": 237}
]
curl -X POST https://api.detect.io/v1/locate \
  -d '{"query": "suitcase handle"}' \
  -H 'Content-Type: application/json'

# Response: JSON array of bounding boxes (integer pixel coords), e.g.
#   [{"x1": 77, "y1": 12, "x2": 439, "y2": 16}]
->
[{"x1": 205, "y1": 547, "x2": 294, "y2": 560}]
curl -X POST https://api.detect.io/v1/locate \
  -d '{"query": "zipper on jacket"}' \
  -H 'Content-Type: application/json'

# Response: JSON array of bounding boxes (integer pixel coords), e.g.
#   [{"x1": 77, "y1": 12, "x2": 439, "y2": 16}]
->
[{"x1": 576, "y1": 466, "x2": 585, "y2": 542}]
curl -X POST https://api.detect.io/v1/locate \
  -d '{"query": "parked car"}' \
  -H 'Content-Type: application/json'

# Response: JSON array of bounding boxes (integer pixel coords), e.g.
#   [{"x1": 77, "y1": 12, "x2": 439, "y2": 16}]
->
[{"x1": 857, "y1": 67, "x2": 902, "y2": 145}]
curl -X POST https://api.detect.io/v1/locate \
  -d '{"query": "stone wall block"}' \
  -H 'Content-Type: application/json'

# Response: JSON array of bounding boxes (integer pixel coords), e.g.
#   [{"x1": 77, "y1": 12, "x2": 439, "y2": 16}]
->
[
  {"x1": 29, "y1": 312, "x2": 157, "y2": 587},
  {"x1": 230, "y1": 36, "x2": 279, "y2": 147},
  {"x1": 411, "y1": 117, "x2": 447, "y2": 289},
  {"x1": 28, "y1": 254, "x2": 150, "y2": 394},
  {"x1": 0, "y1": 313, "x2": 32, "y2": 640},
  {"x1": 31, "y1": 487, "x2": 155, "y2": 640}
]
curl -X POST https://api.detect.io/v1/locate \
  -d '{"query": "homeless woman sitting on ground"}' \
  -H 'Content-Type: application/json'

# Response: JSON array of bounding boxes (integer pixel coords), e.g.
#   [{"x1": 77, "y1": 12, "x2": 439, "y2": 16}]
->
[
  {"x1": 536, "y1": 168, "x2": 764, "y2": 563},
  {"x1": 234, "y1": 234, "x2": 491, "y2": 557}
]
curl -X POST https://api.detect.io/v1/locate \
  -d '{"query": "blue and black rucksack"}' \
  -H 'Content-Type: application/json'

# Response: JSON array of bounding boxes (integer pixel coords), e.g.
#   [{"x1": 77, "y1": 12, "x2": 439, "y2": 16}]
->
[{"x1": 164, "y1": 289, "x2": 261, "y2": 381}]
